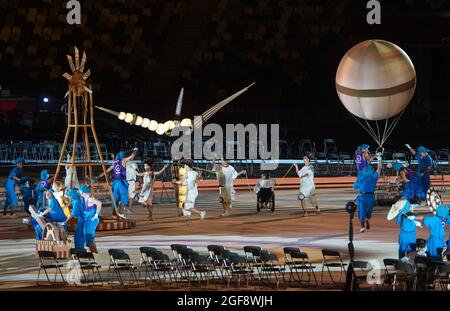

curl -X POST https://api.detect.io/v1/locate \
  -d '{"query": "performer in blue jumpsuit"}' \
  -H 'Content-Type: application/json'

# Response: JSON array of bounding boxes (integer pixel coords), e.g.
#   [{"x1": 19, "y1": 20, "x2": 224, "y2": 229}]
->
[
  {"x1": 19, "y1": 177, "x2": 37, "y2": 214},
  {"x1": 35, "y1": 169, "x2": 51, "y2": 211},
  {"x1": 37, "y1": 190, "x2": 67, "y2": 223},
  {"x1": 354, "y1": 144, "x2": 370, "y2": 189},
  {"x1": 396, "y1": 200, "x2": 420, "y2": 258},
  {"x1": 64, "y1": 189, "x2": 85, "y2": 249},
  {"x1": 355, "y1": 152, "x2": 382, "y2": 233},
  {"x1": 423, "y1": 205, "x2": 448, "y2": 259},
  {"x1": 95, "y1": 148, "x2": 137, "y2": 218},
  {"x1": 406, "y1": 144, "x2": 433, "y2": 194},
  {"x1": 398, "y1": 167, "x2": 426, "y2": 203},
  {"x1": 79, "y1": 185, "x2": 102, "y2": 253},
  {"x1": 3, "y1": 158, "x2": 24, "y2": 216}
]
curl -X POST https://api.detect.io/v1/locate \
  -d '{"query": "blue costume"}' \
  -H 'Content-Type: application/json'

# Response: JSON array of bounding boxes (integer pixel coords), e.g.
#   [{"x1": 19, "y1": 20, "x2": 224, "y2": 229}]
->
[
  {"x1": 111, "y1": 151, "x2": 128, "y2": 213},
  {"x1": 79, "y1": 185, "x2": 99, "y2": 249},
  {"x1": 66, "y1": 189, "x2": 86, "y2": 249},
  {"x1": 356, "y1": 165, "x2": 378, "y2": 223},
  {"x1": 423, "y1": 205, "x2": 448, "y2": 259},
  {"x1": 397, "y1": 200, "x2": 418, "y2": 258},
  {"x1": 353, "y1": 144, "x2": 370, "y2": 190},
  {"x1": 35, "y1": 169, "x2": 51, "y2": 211},
  {"x1": 3, "y1": 158, "x2": 24, "y2": 214},
  {"x1": 415, "y1": 146, "x2": 433, "y2": 194},
  {"x1": 402, "y1": 169, "x2": 426, "y2": 203},
  {"x1": 46, "y1": 190, "x2": 68, "y2": 223},
  {"x1": 19, "y1": 177, "x2": 37, "y2": 214}
]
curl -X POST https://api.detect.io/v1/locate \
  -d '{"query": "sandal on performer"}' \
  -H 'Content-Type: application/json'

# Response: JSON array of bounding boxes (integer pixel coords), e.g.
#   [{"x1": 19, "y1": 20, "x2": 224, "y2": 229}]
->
[{"x1": 315, "y1": 206, "x2": 321, "y2": 214}]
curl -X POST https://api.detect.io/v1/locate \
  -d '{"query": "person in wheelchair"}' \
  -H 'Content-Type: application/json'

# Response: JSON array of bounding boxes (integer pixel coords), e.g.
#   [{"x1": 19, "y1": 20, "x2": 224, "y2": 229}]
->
[{"x1": 255, "y1": 172, "x2": 276, "y2": 212}]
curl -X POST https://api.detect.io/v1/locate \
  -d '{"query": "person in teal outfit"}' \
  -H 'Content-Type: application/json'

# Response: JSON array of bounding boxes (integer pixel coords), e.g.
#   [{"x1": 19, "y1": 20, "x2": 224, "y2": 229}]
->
[
  {"x1": 36, "y1": 189, "x2": 67, "y2": 223},
  {"x1": 64, "y1": 189, "x2": 85, "y2": 249},
  {"x1": 79, "y1": 185, "x2": 102, "y2": 253},
  {"x1": 3, "y1": 158, "x2": 24, "y2": 216},
  {"x1": 355, "y1": 152, "x2": 382, "y2": 233},
  {"x1": 423, "y1": 205, "x2": 448, "y2": 259},
  {"x1": 396, "y1": 199, "x2": 421, "y2": 258},
  {"x1": 405, "y1": 144, "x2": 433, "y2": 194}
]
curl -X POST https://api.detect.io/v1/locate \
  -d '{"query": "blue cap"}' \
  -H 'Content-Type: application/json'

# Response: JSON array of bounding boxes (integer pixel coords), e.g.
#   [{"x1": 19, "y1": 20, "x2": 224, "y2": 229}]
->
[
  {"x1": 66, "y1": 189, "x2": 81, "y2": 200},
  {"x1": 14, "y1": 157, "x2": 25, "y2": 164},
  {"x1": 436, "y1": 205, "x2": 449, "y2": 218},
  {"x1": 78, "y1": 185, "x2": 91, "y2": 194},
  {"x1": 417, "y1": 146, "x2": 430, "y2": 153},
  {"x1": 358, "y1": 144, "x2": 369, "y2": 150},
  {"x1": 115, "y1": 151, "x2": 126, "y2": 161},
  {"x1": 40, "y1": 169, "x2": 50, "y2": 181}
]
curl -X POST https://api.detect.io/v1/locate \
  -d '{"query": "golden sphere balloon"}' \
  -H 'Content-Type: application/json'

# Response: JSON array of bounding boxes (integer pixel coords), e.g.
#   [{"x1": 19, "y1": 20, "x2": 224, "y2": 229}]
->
[{"x1": 336, "y1": 40, "x2": 416, "y2": 121}]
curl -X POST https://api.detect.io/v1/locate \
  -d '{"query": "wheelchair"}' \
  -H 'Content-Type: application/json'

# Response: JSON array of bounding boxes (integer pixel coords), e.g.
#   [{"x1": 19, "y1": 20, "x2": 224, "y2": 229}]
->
[{"x1": 256, "y1": 188, "x2": 275, "y2": 213}]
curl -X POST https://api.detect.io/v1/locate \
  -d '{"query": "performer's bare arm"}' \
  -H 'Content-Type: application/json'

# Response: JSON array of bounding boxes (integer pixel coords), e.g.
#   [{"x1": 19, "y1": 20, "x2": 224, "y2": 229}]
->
[
  {"x1": 154, "y1": 164, "x2": 169, "y2": 176},
  {"x1": 12, "y1": 176, "x2": 21, "y2": 182},
  {"x1": 236, "y1": 169, "x2": 246, "y2": 177},
  {"x1": 406, "y1": 144, "x2": 416, "y2": 156},
  {"x1": 122, "y1": 148, "x2": 138, "y2": 166},
  {"x1": 96, "y1": 164, "x2": 114, "y2": 180}
]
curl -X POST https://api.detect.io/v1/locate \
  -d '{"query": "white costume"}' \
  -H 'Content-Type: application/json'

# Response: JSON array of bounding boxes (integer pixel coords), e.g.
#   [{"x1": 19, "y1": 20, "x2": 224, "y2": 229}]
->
[
  {"x1": 298, "y1": 165, "x2": 315, "y2": 197},
  {"x1": 254, "y1": 178, "x2": 275, "y2": 193},
  {"x1": 126, "y1": 162, "x2": 139, "y2": 200},
  {"x1": 183, "y1": 170, "x2": 198, "y2": 210},
  {"x1": 64, "y1": 166, "x2": 79, "y2": 189},
  {"x1": 138, "y1": 171, "x2": 154, "y2": 204},
  {"x1": 218, "y1": 165, "x2": 238, "y2": 203}
]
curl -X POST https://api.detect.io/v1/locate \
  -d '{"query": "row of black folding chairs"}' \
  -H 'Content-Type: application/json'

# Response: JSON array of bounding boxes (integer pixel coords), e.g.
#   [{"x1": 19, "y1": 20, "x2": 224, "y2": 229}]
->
[{"x1": 37, "y1": 246, "x2": 351, "y2": 289}]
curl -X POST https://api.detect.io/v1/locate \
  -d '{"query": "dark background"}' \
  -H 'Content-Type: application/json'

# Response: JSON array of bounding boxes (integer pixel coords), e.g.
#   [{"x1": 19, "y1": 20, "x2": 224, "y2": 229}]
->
[{"x1": 0, "y1": 0, "x2": 449, "y2": 153}]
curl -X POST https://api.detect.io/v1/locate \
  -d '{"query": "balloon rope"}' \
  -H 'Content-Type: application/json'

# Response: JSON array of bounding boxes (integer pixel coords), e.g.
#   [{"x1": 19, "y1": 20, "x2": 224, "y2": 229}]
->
[
  {"x1": 381, "y1": 96, "x2": 392, "y2": 146},
  {"x1": 382, "y1": 109, "x2": 406, "y2": 146},
  {"x1": 375, "y1": 120, "x2": 381, "y2": 147},
  {"x1": 349, "y1": 113, "x2": 381, "y2": 147}
]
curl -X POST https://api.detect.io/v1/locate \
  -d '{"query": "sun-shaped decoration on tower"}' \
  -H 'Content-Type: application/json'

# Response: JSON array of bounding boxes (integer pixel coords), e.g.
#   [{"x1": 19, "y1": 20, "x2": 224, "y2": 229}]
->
[{"x1": 62, "y1": 46, "x2": 92, "y2": 97}]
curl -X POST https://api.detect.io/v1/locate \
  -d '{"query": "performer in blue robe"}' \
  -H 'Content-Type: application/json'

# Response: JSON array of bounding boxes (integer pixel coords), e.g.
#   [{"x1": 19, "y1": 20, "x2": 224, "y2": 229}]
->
[
  {"x1": 64, "y1": 189, "x2": 85, "y2": 249},
  {"x1": 95, "y1": 148, "x2": 137, "y2": 218},
  {"x1": 355, "y1": 152, "x2": 382, "y2": 233},
  {"x1": 79, "y1": 185, "x2": 102, "y2": 253},
  {"x1": 353, "y1": 144, "x2": 374, "y2": 190},
  {"x1": 398, "y1": 167, "x2": 426, "y2": 203},
  {"x1": 19, "y1": 177, "x2": 37, "y2": 214},
  {"x1": 3, "y1": 158, "x2": 24, "y2": 216},
  {"x1": 406, "y1": 144, "x2": 433, "y2": 194},
  {"x1": 396, "y1": 200, "x2": 420, "y2": 258},
  {"x1": 423, "y1": 205, "x2": 448, "y2": 259}
]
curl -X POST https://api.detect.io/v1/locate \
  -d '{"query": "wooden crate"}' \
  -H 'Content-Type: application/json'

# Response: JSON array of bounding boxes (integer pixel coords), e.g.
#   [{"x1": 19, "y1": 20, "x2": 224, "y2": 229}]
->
[{"x1": 36, "y1": 240, "x2": 72, "y2": 259}]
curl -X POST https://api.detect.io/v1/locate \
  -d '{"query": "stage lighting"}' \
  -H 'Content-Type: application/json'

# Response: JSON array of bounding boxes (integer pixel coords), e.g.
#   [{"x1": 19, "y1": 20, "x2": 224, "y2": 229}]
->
[
  {"x1": 148, "y1": 120, "x2": 158, "y2": 131},
  {"x1": 141, "y1": 118, "x2": 151, "y2": 128},
  {"x1": 156, "y1": 123, "x2": 168, "y2": 135},
  {"x1": 118, "y1": 112, "x2": 126, "y2": 120},
  {"x1": 125, "y1": 113, "x2": 134, "y2": 124},
  {"x1": 43, "y1": 97, "x2": 49, "y2": 103},
  {"x1": 134, "y1": 116, "x2": 143, "y2": 126}
]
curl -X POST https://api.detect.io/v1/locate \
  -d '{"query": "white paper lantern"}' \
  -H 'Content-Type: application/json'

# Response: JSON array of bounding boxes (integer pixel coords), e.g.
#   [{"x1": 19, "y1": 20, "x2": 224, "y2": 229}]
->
[
  {"x1": 118, "y1": 112, "x2": 126, "y2": 120},
  {"x1": 125, "y1": 113, "x2": 134, "y2": 123},
  {"x1": 156, "y1": 123, "x2": 168, "y2": 135},
  {"x1": 134, "y1": 116, "x2": 143, "y2": 126},
  {"x1": 148, "y1": 120, "x2": 158, "y2": 131},
  {"x1": 141, "y1": 118, "x2": 151, "y2": 128}
]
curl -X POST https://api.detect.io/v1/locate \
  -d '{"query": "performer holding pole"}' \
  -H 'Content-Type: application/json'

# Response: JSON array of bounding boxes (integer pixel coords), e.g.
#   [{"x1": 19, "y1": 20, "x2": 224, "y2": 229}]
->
[
  {"x1": 3, "y1": 158, "x2": 24, "y2": 216},
  {"x1": 355, "y1": 151, "x2": 383, "y2": 233},
  {"x1": 353, "y1": 144, "x2": 376, "y2": 189},
  {"x1": 95, "y1": 147, "x2": 138, "y2": 219},
  {"x1": 212, "y1": 157, "x2": 246, "y2": 217},
  {"x1": 137, "y1": 159, "x2": 169, "y2": 221},
  {"x1": 294, "y1": 155, "x2": 320, "y2": 216},
  {"x1": 405, "y1": 144, "x2": 433, "y2": 194}
]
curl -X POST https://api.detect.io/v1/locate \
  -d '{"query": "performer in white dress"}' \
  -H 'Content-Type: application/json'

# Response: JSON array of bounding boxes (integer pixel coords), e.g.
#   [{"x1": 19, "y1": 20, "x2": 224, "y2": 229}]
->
[
  {"x1": 294, "y1": 155, "x2": 320, "y2": 216},
  {"x1": 64, "y1": 153, "x2": 79, "y2": 189},
  {"x1": 126, "y1": 161, "x2": 139, "y2": 210},
  {"x1": 212, "y1": 157, "x2": 246, "y2": 217},
  {"x1": 137, "y1": 160, "x2": 169, "y2": 221}
]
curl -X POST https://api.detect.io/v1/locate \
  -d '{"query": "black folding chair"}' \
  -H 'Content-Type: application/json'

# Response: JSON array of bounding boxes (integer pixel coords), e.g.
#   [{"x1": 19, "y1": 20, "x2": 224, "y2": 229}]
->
[
  {"x1": 436, "y1": 263, "x2": 450, "y2": 290},
  {"x1": 228, "y1": 253, "x2": 254, "y2": 288},
  {"x1": 321, "y1": 249, "x2": 347, "y2": 284},
  {"x1": 207, "y1": 245, "x2": 228, "y2": 282},
  {"x1": 108, "y1": 249, "x2": 139, "y2": 287},
  {"x1": 260, "y1": 250, "x2": 285, "y2": 288},
  {"x1": 189, "y1": 254, "x2": 217, "y2": 288},
  {"x1": 70, "y1": 248, "x2": 103, "y2": 286},
  {"x1": 139, "y1": 247, "x2": 159, "y2": 285},
  {"x1": 393, "y1": 261, "x2": 416, "y2": 291},
  {"x1": 383, "y1": 258, "x2": 399, "y2": 289},
  {"x1": 37, "y1": 251, "x2": 66, "y2": 285},
  {"x1": 284, "y1": 249, "x2": 317, "y2": 286},
  {"x1": 243, "y1": 246, "x2": 263, "y2": 279},
  {"x1": 149, "y1": 250, "x2": 178, "y2": 287}
]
